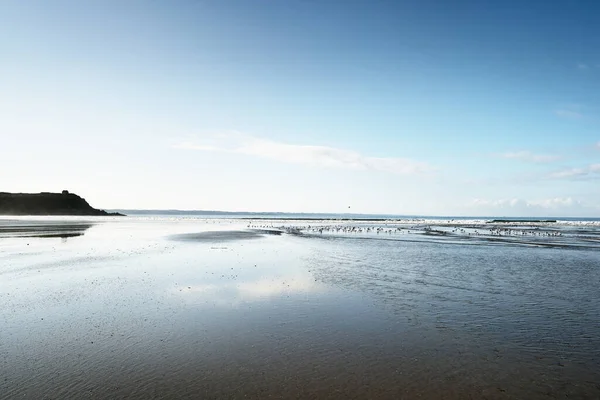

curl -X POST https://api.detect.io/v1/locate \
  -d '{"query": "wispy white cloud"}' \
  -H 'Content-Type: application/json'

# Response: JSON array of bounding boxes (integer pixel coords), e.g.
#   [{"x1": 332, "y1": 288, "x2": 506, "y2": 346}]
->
[
  {"x1": 576, "y1": 62, "x2": 600, "y2": 71},
  {"x1": 555, "y1": 108, "x2": 583, "y2": 119},
  {"x1": 548, "y1": 164, "x2": 600, "y2": 180},
  {"x1": 499, "y1": 150, "x2": 561, "y2": 163},
  {"x1": 174, "y1": 132, "x2": 435, "y2": 176}
]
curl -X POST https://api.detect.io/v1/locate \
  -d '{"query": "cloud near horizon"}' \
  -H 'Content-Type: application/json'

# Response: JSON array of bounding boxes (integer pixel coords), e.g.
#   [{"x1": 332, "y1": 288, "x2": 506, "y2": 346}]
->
[
  {"x1": 174, "y1": 133, "x2": 435, "y2": 176},
  {"x1": 471, "y1": 197, "x2": 585, "y2": 211},
  {"x1": 548, "y1": 163, "x2": 600, "y2": 180},
  {"x1": 499, "y1": 150, "x2": 561, "y2": 163}
]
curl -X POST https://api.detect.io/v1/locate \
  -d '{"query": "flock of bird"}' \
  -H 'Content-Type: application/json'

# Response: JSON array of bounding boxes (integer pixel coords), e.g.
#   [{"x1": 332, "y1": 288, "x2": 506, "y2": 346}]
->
[
  {"x1": 485, "y1": 227, "x2": 563, "y2": 237},
  {"x1": 246, "y1": 222, "x2": 565, "y2": 238}
]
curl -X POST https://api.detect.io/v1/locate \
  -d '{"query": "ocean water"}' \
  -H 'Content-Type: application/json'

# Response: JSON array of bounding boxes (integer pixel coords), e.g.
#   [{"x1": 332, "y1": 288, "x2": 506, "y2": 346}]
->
[{"x1": 1, "y1": 216, "x2": 599, "y2": 399}]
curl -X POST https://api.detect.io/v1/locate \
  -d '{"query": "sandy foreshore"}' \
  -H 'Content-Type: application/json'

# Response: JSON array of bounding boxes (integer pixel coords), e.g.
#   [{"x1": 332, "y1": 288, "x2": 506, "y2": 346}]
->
[{"x1": 1, "y1": 216, "x2": 599, "y2": 399}]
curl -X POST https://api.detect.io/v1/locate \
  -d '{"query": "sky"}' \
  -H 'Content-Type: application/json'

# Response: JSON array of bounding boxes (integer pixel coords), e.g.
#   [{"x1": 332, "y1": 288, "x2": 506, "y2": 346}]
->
[{"x1": 1, "y1": 0, "x2": 600, "y2": 217}]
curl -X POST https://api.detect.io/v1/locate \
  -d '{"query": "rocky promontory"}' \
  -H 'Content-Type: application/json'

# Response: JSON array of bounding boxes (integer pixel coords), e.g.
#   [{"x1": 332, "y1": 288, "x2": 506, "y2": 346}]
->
[{"x1": 0, "y1": 191, "x2": 124, "y2": 216}]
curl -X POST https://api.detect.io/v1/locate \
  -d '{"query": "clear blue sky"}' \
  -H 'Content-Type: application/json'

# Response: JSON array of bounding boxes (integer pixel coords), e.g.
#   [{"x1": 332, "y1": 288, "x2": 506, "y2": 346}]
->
[{"x1": 2, "y1": 0, "x2": 600, "y2": 216}]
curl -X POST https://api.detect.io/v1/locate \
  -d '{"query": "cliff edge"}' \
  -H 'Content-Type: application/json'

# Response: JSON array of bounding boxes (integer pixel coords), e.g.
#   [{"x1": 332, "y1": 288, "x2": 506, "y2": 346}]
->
[{"x1": 0, "y1": 191, "x2": 125, "y2": 216}]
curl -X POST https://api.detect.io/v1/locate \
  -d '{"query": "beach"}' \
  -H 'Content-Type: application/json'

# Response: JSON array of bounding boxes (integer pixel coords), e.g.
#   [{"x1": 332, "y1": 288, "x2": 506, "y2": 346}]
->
[{"x1": 1, "y1": 216, "x2": 599, "y2": 399}]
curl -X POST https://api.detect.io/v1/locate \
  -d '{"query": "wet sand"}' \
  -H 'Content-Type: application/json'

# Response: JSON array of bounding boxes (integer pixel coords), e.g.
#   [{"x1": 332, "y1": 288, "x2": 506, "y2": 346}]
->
[
  {"x1": 170, "y1": 229, "x2": 283, "y2": 243},
  {"x1": 1, "y1": 217, "x2": 599, "y2": 399}
]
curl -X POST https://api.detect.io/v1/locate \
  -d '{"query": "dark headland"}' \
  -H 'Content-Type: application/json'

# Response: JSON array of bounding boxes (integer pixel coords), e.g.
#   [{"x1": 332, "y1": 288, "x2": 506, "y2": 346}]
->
[{"x1": 0, "y1": 191, "x2": 124, "y2": 216}]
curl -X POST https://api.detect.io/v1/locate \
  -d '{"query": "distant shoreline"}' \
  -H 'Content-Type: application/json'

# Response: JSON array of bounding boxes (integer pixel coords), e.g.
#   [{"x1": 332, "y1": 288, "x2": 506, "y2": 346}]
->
[{"x1": 110, "y1": 210, "x2": 600, "y2": 221}]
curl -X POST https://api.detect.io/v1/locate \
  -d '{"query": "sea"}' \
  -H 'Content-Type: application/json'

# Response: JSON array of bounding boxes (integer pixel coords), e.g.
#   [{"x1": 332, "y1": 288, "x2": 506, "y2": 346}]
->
[{"x1": 1, "y1": 212, "x2": 599, "y2": 399}]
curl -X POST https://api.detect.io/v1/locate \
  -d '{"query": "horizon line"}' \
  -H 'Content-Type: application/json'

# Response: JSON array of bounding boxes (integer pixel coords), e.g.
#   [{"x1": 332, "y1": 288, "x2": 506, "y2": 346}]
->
[{"x1": 106, "y1": 209, "x2": 600, "y2": 220}]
